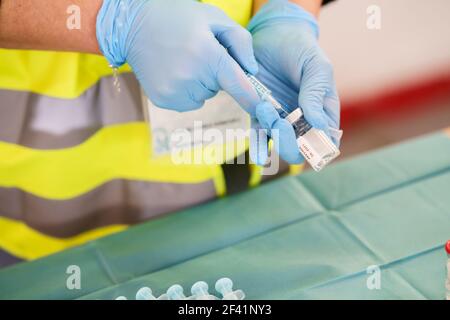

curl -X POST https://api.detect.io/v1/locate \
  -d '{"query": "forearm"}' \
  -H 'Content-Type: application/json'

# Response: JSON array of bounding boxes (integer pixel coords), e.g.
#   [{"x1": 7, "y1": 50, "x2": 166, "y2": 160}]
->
[
  {"x1": 0, "y1": 0, "x2": 102, "y2": 54},
  {"x1": 253, "y1": 0, "x2": 322, "y2": 17}
]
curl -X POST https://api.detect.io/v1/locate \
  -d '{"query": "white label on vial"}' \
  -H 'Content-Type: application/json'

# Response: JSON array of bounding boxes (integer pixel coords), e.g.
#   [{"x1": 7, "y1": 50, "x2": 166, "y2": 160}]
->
[
  {"x1": 296, "y1": 128, "x2": 340, "y2": 171},
  {"x1": 297, "y1": 135, "x2": 323, "y2": 171}
]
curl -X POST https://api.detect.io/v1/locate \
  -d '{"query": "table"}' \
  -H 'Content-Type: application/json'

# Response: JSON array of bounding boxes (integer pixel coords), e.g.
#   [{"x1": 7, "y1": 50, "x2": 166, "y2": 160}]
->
[{"x1": 1, "y1": 129, "x2": 449, "y2": 300}]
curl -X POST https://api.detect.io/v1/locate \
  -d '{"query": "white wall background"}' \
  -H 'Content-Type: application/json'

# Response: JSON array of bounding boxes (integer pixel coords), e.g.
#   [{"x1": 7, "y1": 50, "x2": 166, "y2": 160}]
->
[{"x1": 319, "y1": 0, "x2": 450, "y2": 104}]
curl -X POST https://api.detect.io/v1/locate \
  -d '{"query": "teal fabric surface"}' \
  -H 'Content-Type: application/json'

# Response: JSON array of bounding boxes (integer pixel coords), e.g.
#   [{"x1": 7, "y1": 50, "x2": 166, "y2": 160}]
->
[{"x1": 0, "y1": 132, "x2": 449, "y2": 300}]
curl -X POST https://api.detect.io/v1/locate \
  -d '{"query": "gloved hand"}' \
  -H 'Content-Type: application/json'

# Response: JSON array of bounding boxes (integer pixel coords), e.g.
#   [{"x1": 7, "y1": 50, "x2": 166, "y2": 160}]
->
[
  {"x1": 96, "y1": 0, "x2": 260, "y2": 113},
  {"x1": 248, "y1": 0, "x2": 341, "y2": 165}
]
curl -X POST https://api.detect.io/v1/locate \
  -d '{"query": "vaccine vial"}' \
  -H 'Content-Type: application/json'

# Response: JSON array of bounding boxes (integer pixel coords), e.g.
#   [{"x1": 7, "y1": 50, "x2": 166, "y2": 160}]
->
[{"x1": 246, "y1": 74, "x2": 341, "y2": 171}]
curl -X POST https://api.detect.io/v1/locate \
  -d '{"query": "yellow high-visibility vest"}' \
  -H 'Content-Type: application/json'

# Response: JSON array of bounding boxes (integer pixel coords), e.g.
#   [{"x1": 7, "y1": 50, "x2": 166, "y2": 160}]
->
[
  {"x1": 0, "y1": 0, "x2": 254, "y2": 99},
  {"x1": 0, "y1": 0, "x2": 300, "y2": 262}
]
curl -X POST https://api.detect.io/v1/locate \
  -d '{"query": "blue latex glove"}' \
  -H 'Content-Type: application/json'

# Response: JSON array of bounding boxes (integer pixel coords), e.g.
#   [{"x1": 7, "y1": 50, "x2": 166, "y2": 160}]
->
[
  {"x1": 96, "y1": 0, "x2": 260, "y2": 113},
  {"x1": 248, "y1": 0, "x2": 341, "y2": 165}
]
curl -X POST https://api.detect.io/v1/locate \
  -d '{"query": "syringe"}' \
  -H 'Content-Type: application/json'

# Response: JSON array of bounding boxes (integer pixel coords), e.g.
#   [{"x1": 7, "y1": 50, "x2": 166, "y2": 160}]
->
[{"x1": 246, "y1": 73, "x2": 340, "y2": 171}]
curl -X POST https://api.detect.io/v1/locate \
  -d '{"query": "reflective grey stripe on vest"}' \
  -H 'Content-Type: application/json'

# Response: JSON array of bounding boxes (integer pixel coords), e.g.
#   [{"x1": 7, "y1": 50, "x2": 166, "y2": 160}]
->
[
  {"x1": 0, "y1": 73, "x2": 143, "y2": 149},
  {"x1": 0, "y1": 71, "x2": 290, "y2": 240},
  {"x1": 0, "y1": 179, "x2": 216, "y2": 238}
]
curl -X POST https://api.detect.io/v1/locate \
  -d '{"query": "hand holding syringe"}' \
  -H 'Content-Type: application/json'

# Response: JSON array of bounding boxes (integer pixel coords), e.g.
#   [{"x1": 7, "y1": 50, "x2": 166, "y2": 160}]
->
[{"x1": 246, "y1": 73, "x2": 340, "y2": 171}]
